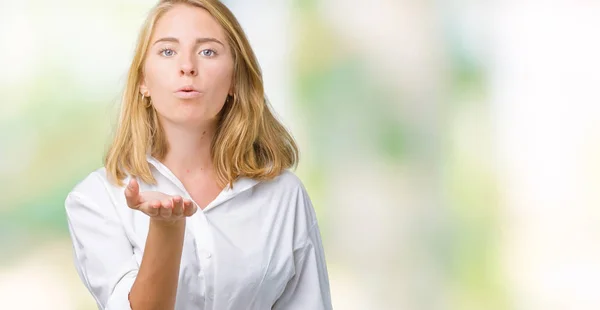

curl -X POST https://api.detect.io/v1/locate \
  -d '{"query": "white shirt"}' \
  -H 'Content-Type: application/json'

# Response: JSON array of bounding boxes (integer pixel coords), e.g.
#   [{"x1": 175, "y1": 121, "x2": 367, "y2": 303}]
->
[{"x1": 65, "y1": 155, "x2": 332, "y2": 310}]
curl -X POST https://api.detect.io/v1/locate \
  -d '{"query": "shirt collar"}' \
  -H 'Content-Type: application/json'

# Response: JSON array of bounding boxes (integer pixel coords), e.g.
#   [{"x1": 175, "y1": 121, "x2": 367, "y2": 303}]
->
[{"x1": 145, "y1": 154, "x2": 259, "y2": 211}]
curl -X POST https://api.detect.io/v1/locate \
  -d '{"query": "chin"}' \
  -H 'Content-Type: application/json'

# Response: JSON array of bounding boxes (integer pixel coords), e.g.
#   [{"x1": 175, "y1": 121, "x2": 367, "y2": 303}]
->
[
  {"x1": 177, "y1": 114, "x2": 217, "y2": 127},
  {"x1": 158, "y1": 106, "x2": 218, "y2": 125}
]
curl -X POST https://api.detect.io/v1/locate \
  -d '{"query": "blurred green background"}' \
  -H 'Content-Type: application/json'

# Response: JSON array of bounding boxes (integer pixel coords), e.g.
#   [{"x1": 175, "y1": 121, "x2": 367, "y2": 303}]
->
[{"x1": 2, "y1": 0, "x2": 600, "y2": 309}]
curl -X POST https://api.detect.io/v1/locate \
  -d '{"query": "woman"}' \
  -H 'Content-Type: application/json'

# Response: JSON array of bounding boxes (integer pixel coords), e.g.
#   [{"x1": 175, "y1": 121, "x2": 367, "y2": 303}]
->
[{"x1": 64, "y1": 0, "x2": 332, "y2": 309}]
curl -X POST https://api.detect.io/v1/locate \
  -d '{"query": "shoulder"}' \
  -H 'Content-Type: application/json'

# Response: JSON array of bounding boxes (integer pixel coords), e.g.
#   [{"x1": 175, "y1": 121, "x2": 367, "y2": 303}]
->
[
  {"x1": 255, "y1": 169, "x2": 318, "y2": 226},
  {"x1": 69, "y1": 167, "x2": 125, "y2": 196},
  {"x1": 65, "y1": 167, "x2": 129, "y2": 212},
  {"x1": 258, "y1": 169, "x2": 306, "y2": 193},
  {"x1": 253, "y1": 169, "x2": 311, "y2": 202}
]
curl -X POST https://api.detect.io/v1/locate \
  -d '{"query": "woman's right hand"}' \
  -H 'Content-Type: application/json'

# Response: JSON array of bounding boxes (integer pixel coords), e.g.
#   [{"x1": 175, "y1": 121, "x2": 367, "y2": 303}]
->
[{"x1": 124, "y1": 177, "x2": 198, "y2": 223}]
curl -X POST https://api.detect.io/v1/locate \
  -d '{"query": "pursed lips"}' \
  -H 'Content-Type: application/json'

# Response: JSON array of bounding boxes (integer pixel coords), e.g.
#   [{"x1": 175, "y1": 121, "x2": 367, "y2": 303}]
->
[{"x1": 174, "y1": 87, "x2": 202, "y2": 99}]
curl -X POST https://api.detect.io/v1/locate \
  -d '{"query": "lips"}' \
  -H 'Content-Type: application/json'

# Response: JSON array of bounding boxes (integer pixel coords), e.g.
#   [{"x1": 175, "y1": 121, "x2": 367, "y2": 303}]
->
[
  {"x1": 174, "y1": 85, "x2": 202, "y2": 99},
  {"x1": 177, "y1": 85, "x2": 199, "y2": 92}
]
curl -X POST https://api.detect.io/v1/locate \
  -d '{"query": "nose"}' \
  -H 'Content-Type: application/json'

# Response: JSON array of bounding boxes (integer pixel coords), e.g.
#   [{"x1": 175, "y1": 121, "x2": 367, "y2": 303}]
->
[
  {"x1": 180, "y1": 65, "x2": 197, "y2": 77},
  {"x1": 179, "y1": 55, "x2": 197, "y2": 77}
]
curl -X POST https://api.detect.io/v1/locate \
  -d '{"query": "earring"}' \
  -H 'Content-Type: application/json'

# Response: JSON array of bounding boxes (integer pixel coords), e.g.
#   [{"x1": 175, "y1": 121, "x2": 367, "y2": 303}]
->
[{"x1": 142, "y1": 93, "x2": 151, "y2": 108}]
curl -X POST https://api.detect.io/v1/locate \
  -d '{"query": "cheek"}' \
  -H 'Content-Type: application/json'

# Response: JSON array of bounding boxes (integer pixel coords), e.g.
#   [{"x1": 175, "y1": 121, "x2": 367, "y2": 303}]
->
[
  {"x1": 144, "y1": 60, "x2": 171, "y2": 90},
  {"x1": 203, "y1": 63, "x2": 233, "y2": 91}
]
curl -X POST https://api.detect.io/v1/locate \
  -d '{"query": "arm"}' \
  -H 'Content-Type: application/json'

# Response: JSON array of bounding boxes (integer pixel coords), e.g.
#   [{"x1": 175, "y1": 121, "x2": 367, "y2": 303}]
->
[
  {"x1": 272, "y1": 222, "x2": 332, "y2": 310},
  {"x1": 125, "y1": 178, "x2": 193, "y2": 310},
  {"x1": 128, "y1": 219, "x2": 185, "y2": 310},
  {"x1": 272, "y1": 182, "x2": 333, "y2": 310},
  {"x1": 66, "y1": 176, "x2": 195, "y2": 310},
  {"x1": 66, "y1": 192, "x2": 138, "y2": 310}
]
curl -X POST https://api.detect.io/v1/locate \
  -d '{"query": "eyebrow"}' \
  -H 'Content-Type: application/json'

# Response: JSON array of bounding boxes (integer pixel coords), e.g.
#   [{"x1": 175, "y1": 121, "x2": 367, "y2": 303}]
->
[{"x1": 152, "y1": 37, "x2": 225, "y2": 47}]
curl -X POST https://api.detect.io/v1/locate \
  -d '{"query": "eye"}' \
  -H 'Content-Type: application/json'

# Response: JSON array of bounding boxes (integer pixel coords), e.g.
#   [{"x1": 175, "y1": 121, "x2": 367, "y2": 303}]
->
[
  {"x1": 159, "y1": 48, "x2": 176, "y2": 57},
  {"x1": 200, "y1": 49, "x2": 216, "y2": 57}
]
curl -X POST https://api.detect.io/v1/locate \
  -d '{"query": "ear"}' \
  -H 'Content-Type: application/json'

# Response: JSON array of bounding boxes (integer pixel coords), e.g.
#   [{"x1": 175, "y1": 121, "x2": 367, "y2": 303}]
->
[
  {"x1": 228, "y1": 74, "x2": 235, "y2": 96},
  {"x1": 139, "y1": 81, "x2": 149, "y2": 97}
]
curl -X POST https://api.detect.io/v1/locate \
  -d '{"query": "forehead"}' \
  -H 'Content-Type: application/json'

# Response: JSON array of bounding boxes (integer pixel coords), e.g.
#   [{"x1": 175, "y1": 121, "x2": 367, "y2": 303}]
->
[{"x1": 151, "y1": 4, "x2": 226, "y2": 42}]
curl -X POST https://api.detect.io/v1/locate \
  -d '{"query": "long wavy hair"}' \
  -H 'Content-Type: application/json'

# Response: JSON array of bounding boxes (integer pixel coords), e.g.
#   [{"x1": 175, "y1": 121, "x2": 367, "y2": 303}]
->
[{"x1": 104, "y1": 0, "x2": 298, "y2": 188}]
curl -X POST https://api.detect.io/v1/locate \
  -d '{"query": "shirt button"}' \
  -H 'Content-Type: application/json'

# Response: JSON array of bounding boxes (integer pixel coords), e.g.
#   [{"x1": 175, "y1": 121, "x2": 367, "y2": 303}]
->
[{"x1": 205, "y1": 252, "x2": 212, "y2": 259}]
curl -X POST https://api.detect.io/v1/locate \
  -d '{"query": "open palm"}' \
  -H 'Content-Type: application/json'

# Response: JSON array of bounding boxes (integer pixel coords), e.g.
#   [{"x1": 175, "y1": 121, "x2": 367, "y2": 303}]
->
[{"x1": 124, "y1": 178, "x2": 197, "y2": 222}]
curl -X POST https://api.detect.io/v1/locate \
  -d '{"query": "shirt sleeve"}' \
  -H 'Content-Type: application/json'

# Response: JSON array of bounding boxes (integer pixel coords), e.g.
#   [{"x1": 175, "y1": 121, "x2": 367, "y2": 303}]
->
[
  {"x1": 272, "y1": 184, "x2": 333, "y2": 310},
  {"x1": 65, "y1": 190, "x2": 138, "y2": 310}
]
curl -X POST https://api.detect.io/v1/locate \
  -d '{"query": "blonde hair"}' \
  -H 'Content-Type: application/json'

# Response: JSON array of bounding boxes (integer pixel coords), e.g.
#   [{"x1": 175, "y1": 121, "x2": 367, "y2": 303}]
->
[{"x1": 105, "y1": 0, "x2": 298, "y2": 188}]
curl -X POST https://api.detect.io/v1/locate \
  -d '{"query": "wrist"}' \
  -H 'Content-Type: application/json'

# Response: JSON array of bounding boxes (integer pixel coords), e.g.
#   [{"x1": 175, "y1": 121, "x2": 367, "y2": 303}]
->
[{"x1": 150, "y1": 218, "x2": 186, "y2": 229}]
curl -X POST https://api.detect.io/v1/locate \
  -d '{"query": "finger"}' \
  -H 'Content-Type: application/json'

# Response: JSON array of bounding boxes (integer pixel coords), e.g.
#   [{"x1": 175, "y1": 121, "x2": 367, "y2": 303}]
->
[
  {"x1": 182, "y1": 200, "x2": 192, "y2": 216},
  {"x1": 159, "y1": 201, "x2": 173, "y2": 218},
  {"x1": 172, "y1": 196, "x2": 184, "y2": 217},
  {"x1": 149, "y1": 201, "x2": 161, "y2": 216},
  {"x1": 183, "y1": 200, "x2": 198, "y2": 217},
  {"x1": 138, "y1": 201, "x2": 160, "y2": 216},
  {"x1": 125, "y1": 178, "x2": 142, "y2": 209},
  {"x1": 161, "y1": 198, "x2": 172, "y2": 209}
]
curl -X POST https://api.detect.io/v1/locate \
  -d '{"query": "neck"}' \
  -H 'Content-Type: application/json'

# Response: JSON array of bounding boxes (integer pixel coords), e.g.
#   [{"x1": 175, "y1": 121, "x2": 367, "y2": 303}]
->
[{"x1": 160, "y1": 121, "x2": 217, "y2": 180}]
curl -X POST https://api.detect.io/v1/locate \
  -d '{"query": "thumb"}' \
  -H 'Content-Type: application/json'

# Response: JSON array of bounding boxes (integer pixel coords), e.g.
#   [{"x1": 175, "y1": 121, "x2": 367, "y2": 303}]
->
[{"x1": 125, "y1": 177, "x2": 142, "y2": 208}]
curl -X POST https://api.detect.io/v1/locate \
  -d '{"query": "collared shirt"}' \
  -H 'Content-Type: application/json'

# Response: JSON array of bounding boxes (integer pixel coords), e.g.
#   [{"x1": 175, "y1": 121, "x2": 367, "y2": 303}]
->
[{"x1": 64, "y1": 156, "x2": 332, "y2": 310}]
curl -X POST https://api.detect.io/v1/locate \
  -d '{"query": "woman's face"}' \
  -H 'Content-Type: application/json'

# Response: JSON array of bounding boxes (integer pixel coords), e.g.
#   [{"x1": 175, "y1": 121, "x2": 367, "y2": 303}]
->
[{"x1": 141, "y1": 4, "x2": 234, "y2": 128}]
